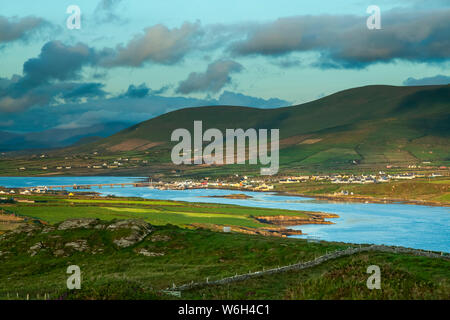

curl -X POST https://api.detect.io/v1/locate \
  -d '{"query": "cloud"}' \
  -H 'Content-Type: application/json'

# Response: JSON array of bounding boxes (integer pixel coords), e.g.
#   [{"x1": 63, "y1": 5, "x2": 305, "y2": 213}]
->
[
  {"x1": 123, "y1": 83, "x2": 150, "y2": 98},
  {"x1": 121, "y1": 83, "x2": 171, "y2": 98},
  {"x1": 100, "y1": 22, "x2": 202, "y2": 67},
  {"x1": 0, "y1": 80, "x2": 107, "y2": 113},
  {"x1": 62, "y1": 83, "x2": 107, "y2": 101},
  {"x1": 19, "y1": 41, "x2": 97, "y2": 89},
  {"x1": 271, "y1": 57, "x2": 302, "y2": 68},
  {"x1": 229, "y1": 9, "x2": 450, "y2": 68},
  {"x1": 0, "y1": 41, "x2": 106, "y2": 112},
  {"x1": 0, "y1": 15, "x2": 48, "y2": 45},
  {"x1": 93, "y1": 0, "x2": 128, "y2": 25},
  {"x1": 0, "y1": 95, "x2": 46, "y2": 113},
  {"x1": 176, "y1": 60, "x2": 243, "y2": 94},
  {"x1": 403, "y1": 75, "x2": 450, "y2": 86}
]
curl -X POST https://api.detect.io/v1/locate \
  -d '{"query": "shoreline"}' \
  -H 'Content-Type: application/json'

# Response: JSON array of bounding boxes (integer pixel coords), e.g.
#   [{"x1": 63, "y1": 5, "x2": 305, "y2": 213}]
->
[
  {"x1": 275, "y1": 191, "x2": 450, "y2": 207},
  {"x1": 2, "y1": 184, "x2": 449, "y2": 208},
  {"x1": 1, "y1": 176, "x2": 448, "y2": 208}
]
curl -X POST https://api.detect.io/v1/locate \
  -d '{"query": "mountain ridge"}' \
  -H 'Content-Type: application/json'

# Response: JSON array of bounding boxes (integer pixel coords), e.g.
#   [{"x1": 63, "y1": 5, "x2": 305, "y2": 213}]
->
[{"x1": 28, "y1": 84, "x2": 450, "y2": 172}]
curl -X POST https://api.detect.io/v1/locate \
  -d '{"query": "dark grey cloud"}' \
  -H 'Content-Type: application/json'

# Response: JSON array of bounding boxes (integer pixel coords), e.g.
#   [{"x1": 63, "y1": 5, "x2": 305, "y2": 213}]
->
[
  {"x1": 18, "y1": 41, "x2": 97, "y2": 90},
  {"x1": 0, "y1": 80, "x2": 107, "y2": 113},
  {"x1": 62, "y1": 83, "x2": 107, "y2": 101},
  {"x1": 0, "y1": 41, "x2": 104, "y2": 112},
  {"x1": 121, "y1": 83, "x2": 171, "y2": 98},
  {"x1": 0, "y1": 37, "x2": 187, "y2": 112},
  {"x1": 403, "y1": 75, "x2": 450, "y2": 86},
  {"x1": 176, "y1": 60, "x2": 243, "y2": 94},
  {"x1": 229, "y1": 9, "x2": 450, "y2": 68},
  {"x1": 0, "y1": 15, "x2": 47, "y2": 45},
  {"x1": 123, "y1": 83, "x2": 150, "y2": 98},
  {"x1": 99, "y1": 22, "x2": 202, "y2": 67}
]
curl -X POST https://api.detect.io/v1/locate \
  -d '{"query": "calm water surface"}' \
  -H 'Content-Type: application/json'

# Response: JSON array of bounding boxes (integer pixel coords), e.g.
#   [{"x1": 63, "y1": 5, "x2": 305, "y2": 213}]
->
[{"x1": 1, "y1": 177, "x2": 448, "y2": 252}]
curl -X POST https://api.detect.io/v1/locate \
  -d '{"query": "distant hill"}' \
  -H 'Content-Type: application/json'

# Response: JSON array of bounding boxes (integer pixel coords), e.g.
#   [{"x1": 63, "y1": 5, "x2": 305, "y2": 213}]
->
[
  {"x1": 0, "y1": 122, "x2": 130, "y2": 152},
  {"x1": 60, "y1": 85, "x2": 450, "y2": 172}
]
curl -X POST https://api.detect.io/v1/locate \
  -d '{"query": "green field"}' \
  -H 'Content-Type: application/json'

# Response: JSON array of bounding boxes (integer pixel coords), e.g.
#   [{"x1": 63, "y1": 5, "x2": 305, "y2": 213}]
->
[
  {"x1": 1, "y1": 194, "x2": 314, "y2": 230},
  {"x1": 0, "y1": 192, "x2": 449, "y2": 300}
]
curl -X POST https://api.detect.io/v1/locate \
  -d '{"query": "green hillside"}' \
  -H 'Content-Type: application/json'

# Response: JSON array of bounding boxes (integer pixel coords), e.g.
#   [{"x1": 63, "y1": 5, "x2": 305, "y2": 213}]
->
[
  {"x1": 1, "y1": 216, "x2": 448, "y2": 300},
  {"x1": 35, "y1": 84, "x2": 450, "y2": 174}
]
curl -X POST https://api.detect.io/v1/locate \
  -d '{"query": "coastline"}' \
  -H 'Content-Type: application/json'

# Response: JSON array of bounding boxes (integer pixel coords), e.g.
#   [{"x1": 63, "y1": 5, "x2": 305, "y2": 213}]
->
[
  {"x1": 2, "y1": 179, "x2": 449, "y2": 208},
  {"x1": 275, "y1": 191, "x2": 450, "y2": 207}
]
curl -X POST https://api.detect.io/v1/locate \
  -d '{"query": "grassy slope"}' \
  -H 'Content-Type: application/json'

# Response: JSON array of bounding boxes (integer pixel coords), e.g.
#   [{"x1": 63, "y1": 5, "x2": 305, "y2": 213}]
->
[
  {"x1": 0, "y1": 221, "x2": 349, "y2": 299},
  {"x1": 183, "y1": 251, "x2": 450, "y2": 300},
  {"x1": 1, "y1": 194, "x2": 448, "y2": 300},
  {"x1": 0, "y1": 221, "x2": 448, "y2": 300}
]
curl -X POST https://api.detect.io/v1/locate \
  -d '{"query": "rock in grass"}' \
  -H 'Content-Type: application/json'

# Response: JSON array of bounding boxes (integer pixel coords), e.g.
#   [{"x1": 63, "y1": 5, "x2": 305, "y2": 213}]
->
[
  {"x1": 29, "y1": 242, "x2": 44, "y2": 256},
  {"x1": 65, "y1": 240, "x2": 89, "y2": 252},
  {"x1": 136, "y1": 248, "x2": 165, "y2": 257},
  {"x1": 1, "y1": 218, "x2": 154, "y2": 257},
  {"x1": 107, "y1": 219, "x2": 153, "y2": 248},
  {"x1": 57, "y1": 218, "x2": 99, "y2": 230},
  {"x1": 13, "y1": 223, "x2": 41, "y2": 235},
  {"x1": 42, "y1": 226, "x2": 56, "y2": 234},
  {"x1": 0, "y1": 250, "x2": 10, "y2": 257},
  {"x1": 53, "y1": 249, "x2": 66, "y2": 257},
  {"x1": 150, "y1": 234, "x2": 171, "y2": 242}
]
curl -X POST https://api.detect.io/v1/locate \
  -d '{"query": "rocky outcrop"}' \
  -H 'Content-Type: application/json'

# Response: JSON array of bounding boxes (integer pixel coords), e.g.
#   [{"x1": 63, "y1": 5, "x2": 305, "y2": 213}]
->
[
  {"x1": 254, "y1": 213, "x2": 339, "y2": 226},
  {"x1": 53, "y1": 249, "x2": 66, "y2": 257},
  {"x1": 57, "y1": 218, "x2": 99, "y2": 230},
  {"x1": 42, "y1": 226, "x2": 56, "y2": 234},
  {"x1": 107, "y1": 219, "x2": 153, "y2": 248},
  {"x1": 136, "y1": 248, "x2": 165, "y2": 257},
  {"x1": 0, "y1": 218, "x2": 154, "y2": 258},
  {"x1": 65, "y1": 240, "x2": 89, "y2": 252},
  {"x1": 12, "y1": 223, "x2": 41, "y2": 235},
  {"x1": 29, "y1": 242, "x2": 44, "y2": 256},
  {"x1": 150, "y1": 234, "x2": 171, "y2": 242},
  {"x1": 0, "y1": 250, "x2": 10, "y2": 257}
]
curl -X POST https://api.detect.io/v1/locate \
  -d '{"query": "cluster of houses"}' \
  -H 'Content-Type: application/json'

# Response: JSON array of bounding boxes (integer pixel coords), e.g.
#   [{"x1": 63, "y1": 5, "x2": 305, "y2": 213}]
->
[
  {"x1": 142, "y1": 170, "x2": 446, "y2": 191},
  {"x1": 0, "y1": 186, "x2": 49, "y2": 195},
  {"x1": 278, "y1": 172, "x2": 445, "y2": 184},
  {"x1": 148, "y1": 177, "x2": 275, "y2": 192},
  {"x1": 17, "y1": 156, "x2": 152, "y2": 171}
]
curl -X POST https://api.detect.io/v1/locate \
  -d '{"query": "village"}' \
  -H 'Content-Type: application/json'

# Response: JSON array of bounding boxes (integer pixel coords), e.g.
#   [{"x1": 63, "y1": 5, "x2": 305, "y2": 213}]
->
[{"x1": 278, "y1": 171, "x2": 444, "y2": 184}]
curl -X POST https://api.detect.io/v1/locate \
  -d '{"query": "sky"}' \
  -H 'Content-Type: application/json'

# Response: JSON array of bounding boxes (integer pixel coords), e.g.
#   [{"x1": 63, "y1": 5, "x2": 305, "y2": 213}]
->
[{"x1": 0, "y1": 0, "x2": 449, "y2": 133}]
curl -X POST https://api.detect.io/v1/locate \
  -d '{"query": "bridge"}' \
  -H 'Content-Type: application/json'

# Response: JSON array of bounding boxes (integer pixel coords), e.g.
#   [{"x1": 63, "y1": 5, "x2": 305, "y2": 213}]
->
[{"x1": 31, "y1": 182, "x2": 154, "y2": 190}]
